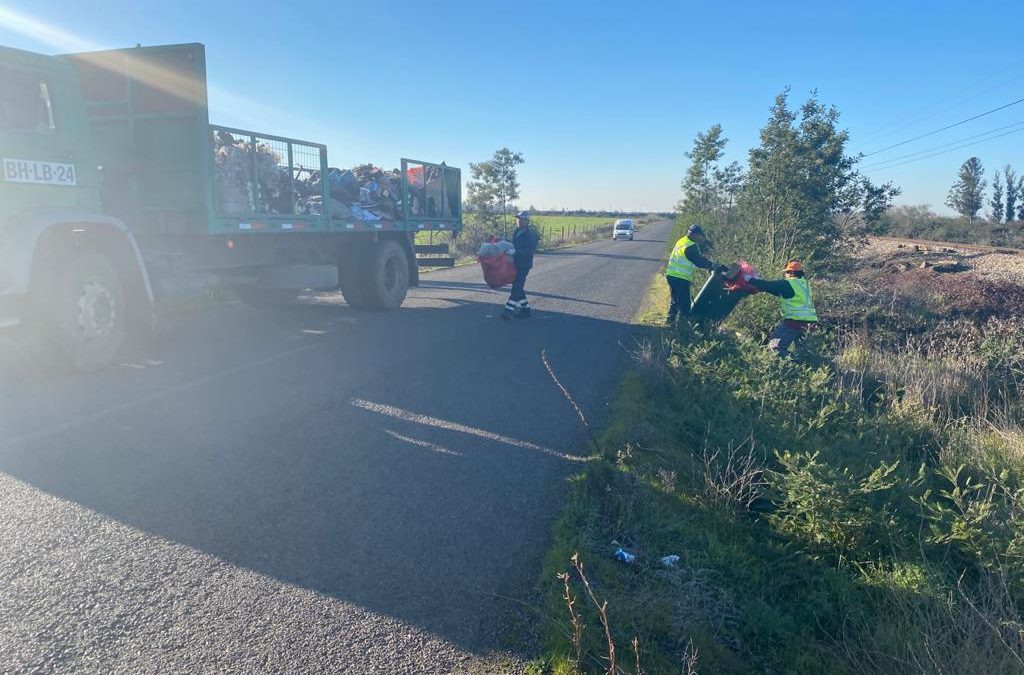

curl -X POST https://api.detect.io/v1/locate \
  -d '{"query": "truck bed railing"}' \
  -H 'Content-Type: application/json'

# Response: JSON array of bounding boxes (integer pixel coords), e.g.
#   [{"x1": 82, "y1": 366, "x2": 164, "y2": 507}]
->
[
  {"x1": 400, "y1": 158, "x2": 461, "y2": 224},
  {"x1": 211, "y1": 125, "x2": 328, "y2": 220}
]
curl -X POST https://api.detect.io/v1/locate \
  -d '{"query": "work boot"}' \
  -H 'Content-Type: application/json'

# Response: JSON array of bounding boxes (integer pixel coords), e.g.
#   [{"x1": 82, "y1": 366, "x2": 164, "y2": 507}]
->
[{"x1": 516, "y1": 307, "x2": 532, "y2": 319}]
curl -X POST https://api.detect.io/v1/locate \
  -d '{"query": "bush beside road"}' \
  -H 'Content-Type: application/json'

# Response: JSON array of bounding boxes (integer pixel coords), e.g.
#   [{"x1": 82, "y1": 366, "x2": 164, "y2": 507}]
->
[{"x1": 535, "y1": 243, "x2": 1024, "y2": 674}]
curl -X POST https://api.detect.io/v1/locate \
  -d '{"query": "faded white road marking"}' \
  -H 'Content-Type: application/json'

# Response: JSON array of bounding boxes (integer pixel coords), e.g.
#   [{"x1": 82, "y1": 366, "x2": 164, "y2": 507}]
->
[
  {"x1": 383, "y1": 429, "x2": 463, "y2": 456},
  {"x1": 351, "y1": 398, "x2": 587, "y2": 462}
]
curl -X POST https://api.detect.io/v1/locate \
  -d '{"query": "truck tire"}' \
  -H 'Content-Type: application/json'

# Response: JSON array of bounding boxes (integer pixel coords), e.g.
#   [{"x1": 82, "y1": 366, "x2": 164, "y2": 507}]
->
[
  {"x1": 339, "y1": 259, "x2": 369, "y2": 309},
  {"x1": 235, "y1": 286, "x2": 298, "y2": 307},
  {"x1": 37, "y1": 248, "x2": 127, "y2": 371},
  {"x1": 361, "y1": 240, "x2": 410, "y2": 309}
]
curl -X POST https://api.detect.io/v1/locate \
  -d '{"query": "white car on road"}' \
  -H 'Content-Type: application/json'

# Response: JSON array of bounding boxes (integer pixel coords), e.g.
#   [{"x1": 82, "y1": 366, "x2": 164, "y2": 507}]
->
[{"x1": 612, "y1": 219, "x2": 635, "y2": 241}]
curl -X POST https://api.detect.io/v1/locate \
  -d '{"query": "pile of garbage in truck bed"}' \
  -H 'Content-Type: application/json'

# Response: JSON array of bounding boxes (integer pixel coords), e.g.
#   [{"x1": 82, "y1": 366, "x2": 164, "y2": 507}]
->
[
  {"x1": 301, "y1": 165, "x2": 405, "y2": 222},
  {"x1": 213, "y1": 130, "x2": 452, "y2": 222}
]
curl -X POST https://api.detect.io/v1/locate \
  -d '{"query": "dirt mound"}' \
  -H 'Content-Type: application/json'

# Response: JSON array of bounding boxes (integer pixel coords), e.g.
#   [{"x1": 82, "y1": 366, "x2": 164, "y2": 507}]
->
[
  {"x1": 853, "y1": 265, "x2": 1024, "y2": 322},
  {"x1": 939, "y1": 276, "x2": 1024, "y2": 320}
]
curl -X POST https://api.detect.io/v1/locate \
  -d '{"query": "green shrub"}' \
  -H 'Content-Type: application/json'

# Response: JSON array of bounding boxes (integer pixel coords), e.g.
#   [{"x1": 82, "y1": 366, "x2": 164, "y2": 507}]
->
[
  {"x1": 769, "y1": 451, "x2": 900, "y2": 565},
  {"x1": 539, "y1": 268, "x2": 1024, "y2": 674}
]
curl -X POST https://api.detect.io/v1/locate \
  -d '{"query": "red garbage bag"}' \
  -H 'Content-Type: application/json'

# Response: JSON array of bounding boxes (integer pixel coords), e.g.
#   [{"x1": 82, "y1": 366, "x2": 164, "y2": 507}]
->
[
  {"x1": 723, "y1": 260, "x2": 761, "y2": 294},
  {"x1": 478, "y1": 253, "x2": 517, "y2": 289}
]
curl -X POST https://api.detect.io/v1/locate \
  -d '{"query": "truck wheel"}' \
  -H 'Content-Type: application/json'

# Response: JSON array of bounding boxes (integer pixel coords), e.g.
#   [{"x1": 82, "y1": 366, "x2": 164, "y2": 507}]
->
[
  {"x1": 38, "y1": 249, "x2": 127, "y2": 371},
  {"x1": 361, "y1": 240, "x2": 410, "y2": 309},
  {"x1": 235, "y1": 286, "x2": 298, "y2": 307},
  {"x1": 339, "y1": 259, "x2": 369, "y2": 309}
]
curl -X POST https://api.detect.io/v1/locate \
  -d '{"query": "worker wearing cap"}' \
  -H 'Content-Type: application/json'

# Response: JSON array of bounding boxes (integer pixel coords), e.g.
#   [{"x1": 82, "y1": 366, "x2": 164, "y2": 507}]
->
[
  {"x1": 747, "y1": 261, "x2": 818, "y2": 357},
  {"x1": 503, "y1": 211, "x2": 539, "y2": 320},
  {"x1": 665, "y1": 224, "x2": 729, "y2": 324}
]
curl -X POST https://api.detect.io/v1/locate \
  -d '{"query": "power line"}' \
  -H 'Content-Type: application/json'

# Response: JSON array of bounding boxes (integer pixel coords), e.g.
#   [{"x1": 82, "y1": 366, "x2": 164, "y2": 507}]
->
[
  {"x1": 861, "y1": 96, "x2": 1024, "y2": 158},
  {"x1": 857, "y1": 62, "x2": 1024, "y2": 145},
  {"x1": 863, "y1": 125, "x2": 1024, "y2": 173},
  {"x1": 859, "y1": 120, "x2": 1024, "y2": 169}
]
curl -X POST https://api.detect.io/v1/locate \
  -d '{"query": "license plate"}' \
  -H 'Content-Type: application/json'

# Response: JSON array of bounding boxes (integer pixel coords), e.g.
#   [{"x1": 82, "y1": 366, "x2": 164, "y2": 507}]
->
[{"x1": 3, "y1": 158, "x2": 77, "y2": 186}]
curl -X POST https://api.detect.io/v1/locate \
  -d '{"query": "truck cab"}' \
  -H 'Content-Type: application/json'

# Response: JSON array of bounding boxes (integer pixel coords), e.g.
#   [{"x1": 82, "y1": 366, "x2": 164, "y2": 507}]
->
[
  {"x1": 0, "y1": 46, "x2": 101, "y2": 217},
  {"x1": 1, "y1": 46, "x2": 152, "y2": 369}
]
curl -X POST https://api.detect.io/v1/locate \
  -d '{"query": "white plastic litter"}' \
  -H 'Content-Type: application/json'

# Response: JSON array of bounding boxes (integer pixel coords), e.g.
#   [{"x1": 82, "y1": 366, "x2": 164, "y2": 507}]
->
[
  {"x1": 477, "y1": 240, "x2": 515, "y2": 257},
  {"x1": 350, "y1": 205, "x2": 382, "y2": 222},
  {"x1": 614, "y1": 547, "x2": 637, "y2": 563}
]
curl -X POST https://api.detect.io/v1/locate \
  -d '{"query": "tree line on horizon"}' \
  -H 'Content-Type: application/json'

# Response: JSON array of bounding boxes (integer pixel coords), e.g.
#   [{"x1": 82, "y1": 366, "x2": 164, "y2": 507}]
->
[{"x1": 946, "y1": 157, "x2": 1024, "y2": 225}]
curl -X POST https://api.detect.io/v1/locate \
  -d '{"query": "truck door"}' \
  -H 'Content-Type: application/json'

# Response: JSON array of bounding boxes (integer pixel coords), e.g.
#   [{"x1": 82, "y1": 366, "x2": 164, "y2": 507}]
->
[{"x1": 0, "y1": 64, "x2": 87, "y2": 213}]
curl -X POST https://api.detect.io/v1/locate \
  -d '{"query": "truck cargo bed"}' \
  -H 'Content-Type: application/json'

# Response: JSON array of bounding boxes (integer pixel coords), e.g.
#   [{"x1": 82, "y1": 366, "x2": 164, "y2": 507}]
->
[{"x1": 62, "y1": 44, "x2": 462, "y2": 241}]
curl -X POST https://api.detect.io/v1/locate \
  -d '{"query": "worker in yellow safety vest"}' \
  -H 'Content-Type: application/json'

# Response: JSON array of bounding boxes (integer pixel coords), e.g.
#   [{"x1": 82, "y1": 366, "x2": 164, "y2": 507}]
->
[
  {"x1": 747, "y1": 260, "x2": 818, "y2": 357},
  {"x1": 665, "y1": 224, "x2": 729, "y2": 324}
]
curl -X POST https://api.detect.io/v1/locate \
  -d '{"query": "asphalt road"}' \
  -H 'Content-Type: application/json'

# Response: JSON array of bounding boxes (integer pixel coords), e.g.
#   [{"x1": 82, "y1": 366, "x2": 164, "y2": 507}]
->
[{"x1": 0, "y1": 220, "x2": 673, "y2": 674}]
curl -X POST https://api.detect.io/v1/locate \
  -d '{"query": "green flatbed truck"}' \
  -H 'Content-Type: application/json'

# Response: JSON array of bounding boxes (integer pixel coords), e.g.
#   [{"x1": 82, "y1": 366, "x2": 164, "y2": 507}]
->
[{"x1": 0, "y1": 42, "x2": 462, "y2": 370}]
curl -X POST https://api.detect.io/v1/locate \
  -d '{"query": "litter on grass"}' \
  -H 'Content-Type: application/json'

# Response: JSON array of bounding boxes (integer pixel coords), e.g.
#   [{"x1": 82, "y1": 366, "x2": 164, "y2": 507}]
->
[{"x1": 615, "y1": 547, "x2": 637, "y2": 563}]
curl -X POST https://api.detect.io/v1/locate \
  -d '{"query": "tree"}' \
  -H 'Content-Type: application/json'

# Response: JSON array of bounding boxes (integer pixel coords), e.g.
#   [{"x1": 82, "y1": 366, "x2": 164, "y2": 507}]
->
[
  {"x1": 465, "y1": 148, "x2": 524, "y2": 238},
  {"x1": 1004, "y1": 165, "x2": 1019, "y2": 223},
  {"x1": 713, "y1": 161, "x2": 745, "y2": 223},
  {"x1": 680, "y1": 124, "x2": 727, "y2": 218},
  {"x1": 735, "y1": 89, "x2": 895, "y2": 267},
  {"x1": 945, "y1": 157, "x2": 986, "y2": 223},
  {"x1": 677, "y1": 125, "x2": 745, "y2": 233},
  {"x1": 989, "y1": 171, "x2": 1004, "y2": 223},
  {"x1": 837, "y1": 176, "x2": 902, "y2": 235}
]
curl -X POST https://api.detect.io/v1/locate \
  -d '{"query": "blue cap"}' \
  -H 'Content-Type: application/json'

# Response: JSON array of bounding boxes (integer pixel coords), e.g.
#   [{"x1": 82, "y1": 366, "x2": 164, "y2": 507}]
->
[
  {"x1": 516, "y1": 211, "x2": 530, "y2": 220},
  {"x1": 687, "y1": 224, "x2": 705, "y2": 236}
]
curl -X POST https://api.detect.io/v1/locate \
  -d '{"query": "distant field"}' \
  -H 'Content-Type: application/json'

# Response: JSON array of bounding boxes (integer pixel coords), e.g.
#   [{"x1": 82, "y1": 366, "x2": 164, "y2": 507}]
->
[
  {"x1": 414, "y1": 214, "x2": 618, "y2": 247},
  {"x1": 531, "y1": 215, "x2": 614, "y2": 238},
  {"x1": 531, "y1": 215, "x2": 614, "y2": 229}
]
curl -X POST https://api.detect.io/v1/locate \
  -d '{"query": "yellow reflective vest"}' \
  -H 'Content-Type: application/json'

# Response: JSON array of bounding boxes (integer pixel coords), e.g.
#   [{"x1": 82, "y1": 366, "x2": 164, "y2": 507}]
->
[
  {"x1": 666, "y1": 236, "x2": 699, "y2": 281},
  {"x1": 780, "y1": 278, "x2": 818, "y2": 321}
]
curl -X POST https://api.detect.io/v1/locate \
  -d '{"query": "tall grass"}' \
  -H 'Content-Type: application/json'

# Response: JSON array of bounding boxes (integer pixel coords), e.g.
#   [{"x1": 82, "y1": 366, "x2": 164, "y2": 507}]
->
[{"x1": 539, "y1": 269, "x2": 1024, "y2": 674}]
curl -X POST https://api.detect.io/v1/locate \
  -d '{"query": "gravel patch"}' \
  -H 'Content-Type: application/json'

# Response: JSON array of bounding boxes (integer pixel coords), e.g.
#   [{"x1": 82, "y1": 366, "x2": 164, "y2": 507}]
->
[{"x1": 863, "y1": 239, "x2": 1024, "y2": 286}]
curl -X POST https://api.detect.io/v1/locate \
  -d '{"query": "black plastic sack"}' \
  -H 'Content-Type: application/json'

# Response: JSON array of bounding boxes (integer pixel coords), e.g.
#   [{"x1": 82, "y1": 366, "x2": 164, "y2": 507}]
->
[{"x1": 690, "y1": 273, "x2": 745, "y2": 321}]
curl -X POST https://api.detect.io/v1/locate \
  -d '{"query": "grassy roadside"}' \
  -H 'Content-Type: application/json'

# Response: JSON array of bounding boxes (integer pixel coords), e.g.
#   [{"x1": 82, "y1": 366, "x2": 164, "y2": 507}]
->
[{"x1": 533, "y1": 253, "x2": 1024, "y2": 673}]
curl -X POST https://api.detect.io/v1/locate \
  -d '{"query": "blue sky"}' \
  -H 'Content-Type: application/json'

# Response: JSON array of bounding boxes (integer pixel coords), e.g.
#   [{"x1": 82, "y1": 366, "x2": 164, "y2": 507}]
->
[{"x1": 2, "y1": 0, "x2": 1022, "y2": 213}]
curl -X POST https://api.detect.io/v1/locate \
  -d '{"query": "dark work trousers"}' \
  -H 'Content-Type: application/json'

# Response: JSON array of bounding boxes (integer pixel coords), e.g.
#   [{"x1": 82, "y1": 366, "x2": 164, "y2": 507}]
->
[
  {"x1": 769, "y1": 321, "x2": 814, "y2": 357},
  {"x1": 505, "y1": 267, "x2": 531, "y2": 314},
  {"x1": 510, "y1": 268, "x2": 529, "y2": 303},
  {"x1": 666, "y1": 275, "x2": 691, "y2": 323}
]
